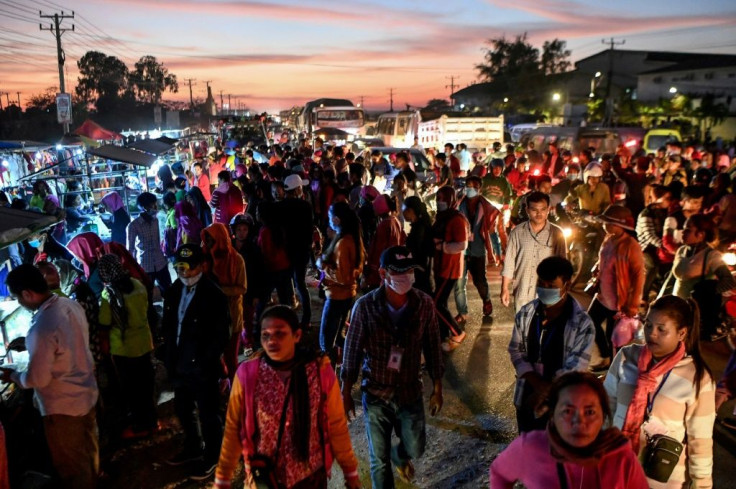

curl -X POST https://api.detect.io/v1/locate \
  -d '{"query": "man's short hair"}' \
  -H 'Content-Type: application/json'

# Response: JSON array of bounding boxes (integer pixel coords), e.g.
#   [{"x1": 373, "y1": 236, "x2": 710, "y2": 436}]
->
[
  {"x1": 537, "y1": 175, "x2": 552, "y2": 185},
  {"x1": 537, "y1": 256, "x2": 574, "y2": 282},
  {"x1": 465, "y1": 175, "x2": 482, "y2": 187},
  {"x1": 6, "y1": 264, "x2": 49, "y2": 295},
  {"x1": 651, "y1": 184, "x2": 671, "y2": 200},
  {"x1": 218, "y1": 170, "x2": 231, "y2": 182},
  {"x1": 193, "y1": 162, "x2": 202, "y2": 169},
  {"x1": 526, "y1": 191, "x2": 550, "y2": 207},
  {"x1": 444, "y1": 143, "x2": 454, "y2": 150}
]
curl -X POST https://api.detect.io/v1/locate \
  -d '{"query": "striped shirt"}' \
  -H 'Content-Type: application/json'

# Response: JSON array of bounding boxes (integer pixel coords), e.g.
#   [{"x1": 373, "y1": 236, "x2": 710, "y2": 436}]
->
[
  {"x1": 501, "y1": 220, "x2": 566, "y2": 312},
  {"x1": 604, "y1": 344, "x2": 715, "y2": 489},
  {"x1": 127, "y1": 215, "x2": 168, "y2": 273},
  {"x1": 636, "y1": 205, "x2": 664, "y2": 251},
  {"x1": 508, "y1": 297, "x2": 595, "y2": 379}
]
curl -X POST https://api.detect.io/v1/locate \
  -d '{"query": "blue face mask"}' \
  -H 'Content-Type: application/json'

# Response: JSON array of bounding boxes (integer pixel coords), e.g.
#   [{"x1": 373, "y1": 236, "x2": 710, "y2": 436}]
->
[
  {"x1": 28, "y1": 239, "x2": 41, "y2": 248},
  {"x1": 437, "y1": 201, "x2": 449, "y2": 212},
  {"x1": 536, "y1": 286, "x2": 563, "y2": 305},
  {"x1": 465, "y1": 188, "x2": 479, "y2": 198}
]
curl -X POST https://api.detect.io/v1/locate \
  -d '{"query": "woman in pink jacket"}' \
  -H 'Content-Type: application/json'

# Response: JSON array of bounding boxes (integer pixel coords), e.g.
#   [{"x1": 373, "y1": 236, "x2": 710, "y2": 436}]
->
[{"x1": 490, "y1": 372, "x2": 648, "y2": 489}]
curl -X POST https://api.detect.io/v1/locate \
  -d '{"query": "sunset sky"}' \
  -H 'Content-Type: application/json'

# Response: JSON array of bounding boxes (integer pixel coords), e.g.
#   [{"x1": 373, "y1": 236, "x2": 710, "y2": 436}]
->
[{"x1": 2, "y1": 0, "x2": 735, "y2": 113}]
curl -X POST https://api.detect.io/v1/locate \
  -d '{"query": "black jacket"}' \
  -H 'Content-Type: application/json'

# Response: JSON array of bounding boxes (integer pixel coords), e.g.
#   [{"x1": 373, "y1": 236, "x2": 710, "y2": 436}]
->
[{"x1": 162, "y1": 276, "x2": 230, "y2": 381}]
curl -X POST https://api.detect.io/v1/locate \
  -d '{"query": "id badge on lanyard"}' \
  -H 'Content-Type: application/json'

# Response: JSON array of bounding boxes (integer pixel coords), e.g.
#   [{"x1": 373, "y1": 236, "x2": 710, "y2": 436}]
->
[{"x1": 387, "y1": 345, "x2": 404, "y2": 372}]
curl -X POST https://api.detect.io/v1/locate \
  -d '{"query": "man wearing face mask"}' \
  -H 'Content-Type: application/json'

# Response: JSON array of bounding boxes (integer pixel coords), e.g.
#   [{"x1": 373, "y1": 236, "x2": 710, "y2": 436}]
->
[
  {"x1": 162, "y1": 244, "x2": 230, "y2": 480},
  {"x1": 507, "y1": 256, "x2": 595, "y2": 433},
  {"x1": 453, "y1": 176, "x2": 506, "y2": 322},
  {"x1": 341, "y1": 246, "x2": 444, "y2": 488},
  {"x1": 432, "y1": 186, "x2": 470, "y2": 351},
  {"x1": 127, "y1": 192, "x2": 172, "y2": 295}
]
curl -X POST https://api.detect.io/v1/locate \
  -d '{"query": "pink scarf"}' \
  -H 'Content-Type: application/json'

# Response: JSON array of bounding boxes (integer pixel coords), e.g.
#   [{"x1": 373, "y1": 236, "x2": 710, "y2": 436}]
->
[{"x1": 621, "y1": 342, "x2": 686, "y2": 452}]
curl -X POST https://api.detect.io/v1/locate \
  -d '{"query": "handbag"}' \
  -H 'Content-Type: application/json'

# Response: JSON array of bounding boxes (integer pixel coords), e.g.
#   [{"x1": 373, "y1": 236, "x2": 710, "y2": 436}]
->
[
  {"x1": 641, "y1": 433, "x2": 683, "y2": 482},
  {"x1": 249, "y1": 385, "x2": 292, "y2": 489}
]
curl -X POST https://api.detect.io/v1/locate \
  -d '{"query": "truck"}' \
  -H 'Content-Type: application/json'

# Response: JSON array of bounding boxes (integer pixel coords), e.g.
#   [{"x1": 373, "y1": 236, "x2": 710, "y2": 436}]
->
[{"x1": 375, "y1": 110, "x2": 505, "y2": 151}]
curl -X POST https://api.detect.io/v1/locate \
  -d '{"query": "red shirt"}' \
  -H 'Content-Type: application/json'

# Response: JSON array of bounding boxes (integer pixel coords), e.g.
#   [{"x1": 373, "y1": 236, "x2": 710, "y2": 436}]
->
[{"x1": 434, "y1": 212, "x2": 469, "y2": 279}]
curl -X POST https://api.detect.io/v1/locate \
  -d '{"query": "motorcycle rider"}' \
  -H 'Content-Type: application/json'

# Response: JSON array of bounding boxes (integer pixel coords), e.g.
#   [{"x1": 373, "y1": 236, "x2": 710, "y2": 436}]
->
[{"x1": 564, "y1": 163, "x2": 611, "y2": 215}]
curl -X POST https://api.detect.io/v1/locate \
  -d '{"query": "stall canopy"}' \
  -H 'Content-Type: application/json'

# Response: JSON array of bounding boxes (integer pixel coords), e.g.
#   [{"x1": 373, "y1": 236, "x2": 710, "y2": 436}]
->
[
  {"x1": 0, "y1": 140, "x2": 52, "y2": 151},
  {"x1": 74, "y1": 119, "x2": 123, "y2": 141},
  {"x1": 58, "y1": 134, "x2": 100, "y2": 148},
  {"x1": 126, "y1": 139, "x2": 174, "y2": 156},
  {"x1": 0, "y1": 207, "x2": 60, "y2": 249},
  {"x1": 88, "y1": 145, "x2": 157, "y2": 167},
  {"x1": 156, "y1": 136, "x2": 178, "y2": 145}
]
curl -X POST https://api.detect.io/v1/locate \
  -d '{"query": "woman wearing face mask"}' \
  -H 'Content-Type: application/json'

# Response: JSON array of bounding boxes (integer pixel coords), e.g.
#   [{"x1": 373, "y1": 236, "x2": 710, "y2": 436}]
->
[
  {"x1": 490, "y1": 372, "x2": 649, "y2": 489},
  {"x1": 402, "y1": 196, "x2": 434, "y2": 294},
  {"x1": 508, "y1": 256, "x2": 596, "y2": 433},
  {"x1": 97, "y1": 254, "x2": 158, "y2": 439},
  {"x1": 100, "y1": 191, "x2": 131, "y2": 246},
  {"x1": 127, "y1": 192, "x2": 171, "y2": 295},
  {"x1": 604, "y1": 295, "x2": 715, "y2": 489},
  {"x1": 363, "y1": 194, "x2": 405, "y2": 290},
  {"x1": 317, "y1": 202, "x2": 364, "y2": 365}
]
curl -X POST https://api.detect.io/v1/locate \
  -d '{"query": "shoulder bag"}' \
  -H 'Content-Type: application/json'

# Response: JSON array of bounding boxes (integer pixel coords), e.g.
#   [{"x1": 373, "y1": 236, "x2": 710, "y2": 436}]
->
[{"x1": 250, "y1": 384, "x2": 292, "y2": 489}]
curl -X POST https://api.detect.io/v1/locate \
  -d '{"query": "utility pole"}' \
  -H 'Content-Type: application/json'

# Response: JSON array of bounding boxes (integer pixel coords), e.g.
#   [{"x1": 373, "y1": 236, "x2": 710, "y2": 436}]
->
[
  {"x1": 446, "y1": 75, "x2": 460, "y2": 107},
  {"x1": 219, "y1": 90, "x2": 224, "y2": 114},
  {"x1": 227, "y1": 94, "x2": 232, "y2": 115},
  {"x1": 40, "y1": 10, "x2": 75, "y2": 134},
  {"x1": 389, "y1": 88, "x2": 395, "y2": 112},
  {"x1": 184, "y1": 78, "x2": 197, "y2": 110},
  {"x1": 602, "y1": 37, "x2": 625, "y2": 126},
  {"x1": 16, "y1": 92, "x2": 21, "y2": 108},
  {"x1": 357, "y1": 95, "x2": 365, "y2": 108}
]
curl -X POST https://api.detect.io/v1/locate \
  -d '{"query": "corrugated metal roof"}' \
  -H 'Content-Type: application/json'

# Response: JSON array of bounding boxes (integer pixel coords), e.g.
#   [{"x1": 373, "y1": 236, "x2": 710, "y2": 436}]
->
[{"x1": 87, "y1": 145, "x2": 157, "y2": 167}]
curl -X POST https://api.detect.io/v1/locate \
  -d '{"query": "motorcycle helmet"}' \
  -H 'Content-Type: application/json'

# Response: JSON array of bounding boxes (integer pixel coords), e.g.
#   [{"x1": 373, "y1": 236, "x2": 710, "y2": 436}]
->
[
  {"x1": 230, "y1": 213, "x2": 254, "y2": 234},
  {"x1": 583, "y1": 163, "x2": 603, "y2": 182},
  {"x1": 693, "y1": 167, "x2": 712, "y2": 187}
]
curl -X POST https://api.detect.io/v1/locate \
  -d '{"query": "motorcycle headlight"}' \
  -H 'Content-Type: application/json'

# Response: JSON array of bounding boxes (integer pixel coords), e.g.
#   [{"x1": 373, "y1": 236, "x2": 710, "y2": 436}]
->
[
  {"x1": 723, "y1": 252, "x2": 736, "y2": 267},
  {"x1": 562, "y1": 227, "x2": 573, "y2": 239}
]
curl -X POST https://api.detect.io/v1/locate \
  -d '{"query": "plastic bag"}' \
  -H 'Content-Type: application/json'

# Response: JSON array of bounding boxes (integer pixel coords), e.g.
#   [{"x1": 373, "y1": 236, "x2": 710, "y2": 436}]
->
[{"x1": 612, "y1": 316, "x2": 640, "y2": 350}]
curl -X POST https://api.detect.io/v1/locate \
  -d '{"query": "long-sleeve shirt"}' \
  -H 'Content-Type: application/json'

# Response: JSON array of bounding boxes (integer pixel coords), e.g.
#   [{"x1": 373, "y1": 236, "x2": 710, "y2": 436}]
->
[
  {"x1": 508, "y1": 297, "x2": 595, "y2": 379},
  {"x1": 321, "y1": 235, "x2": 361, "y2": 300},
  {"x1": 489, "y1": 429, "x2": 649, "y2": 489},
  {"x1": 565, "y1": 183, "x2": 611, "y2": 214},
  {"x1": 341, "y1": 286, "x2": 444, "y2": 405},
  {"x1": 127, "y1": 215, "x2": 168, "y2": 273},
  {"x1": 502, "y1": 220, "x2": 566, "y2": 312},
  {"x1": 604, "y1": 344, "x2": 715, "y2": 489},
  {"x1": 636, "y1": 205, "x2": 664, "y2": 252},
  {"x1": 673, "y1": 245, "x2": 736, "y2": 299},
  {"x1": 10, "y1": 294, "x2": 98, "y2": 416}
]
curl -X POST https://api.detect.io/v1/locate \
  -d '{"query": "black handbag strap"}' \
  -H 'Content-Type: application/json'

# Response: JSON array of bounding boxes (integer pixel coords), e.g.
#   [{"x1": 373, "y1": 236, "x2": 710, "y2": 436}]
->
[
  {"x1": 273, "y1": 380, "x2": 293, "y2": 464},
  {"x1": 556, "y1": 463, "x2": 569, "y2": 489}
]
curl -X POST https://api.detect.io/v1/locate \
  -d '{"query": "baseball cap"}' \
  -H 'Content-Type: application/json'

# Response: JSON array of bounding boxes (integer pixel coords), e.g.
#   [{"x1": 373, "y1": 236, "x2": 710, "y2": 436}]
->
[
  {"x1": 284, "y1": 173, "x2": 309, "y2": 191},
  {"x1": 173, "y1": 243, "x2": 205, "y2": 268},
  {"x1": 380, "y1": 246, "x2": 423, "y2": 273}
]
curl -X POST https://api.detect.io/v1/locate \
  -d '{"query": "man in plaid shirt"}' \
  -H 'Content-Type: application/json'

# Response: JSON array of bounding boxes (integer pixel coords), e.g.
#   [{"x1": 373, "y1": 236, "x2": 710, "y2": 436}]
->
[
  {"x1": 507, "y1": 256, "x2": 594, "y2": 433},
  {"x1": 341, "y1": 246, "x2": 444, "y2": 488}
]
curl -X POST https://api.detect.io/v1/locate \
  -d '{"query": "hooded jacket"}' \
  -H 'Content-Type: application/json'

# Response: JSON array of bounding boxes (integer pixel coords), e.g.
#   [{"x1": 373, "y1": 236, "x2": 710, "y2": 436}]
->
[
  {"x1": 489, "y1": 429, "x2": 649, "y2": 489},
  {"x1": 202, "y1": 223, "x2": 247, "y2": 333}
]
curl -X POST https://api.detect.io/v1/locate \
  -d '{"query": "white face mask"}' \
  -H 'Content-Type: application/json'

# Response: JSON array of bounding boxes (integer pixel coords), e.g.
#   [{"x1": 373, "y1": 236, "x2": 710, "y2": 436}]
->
[
  {"x1": 437, "y1": 201, "x2": 449, "y2": 212},
  {"x1": 386, "y1": 273, "x2": 415, "y2": 295},
  {"x1": 180, "y1": 272, "x2": 203, "y2": 287}
]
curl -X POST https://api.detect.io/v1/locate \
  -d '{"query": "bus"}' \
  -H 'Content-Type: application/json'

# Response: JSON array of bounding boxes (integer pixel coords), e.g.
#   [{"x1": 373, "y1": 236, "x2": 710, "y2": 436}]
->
[{"x1": 298, "y1": 98, "x2": 365, "y2": 136}]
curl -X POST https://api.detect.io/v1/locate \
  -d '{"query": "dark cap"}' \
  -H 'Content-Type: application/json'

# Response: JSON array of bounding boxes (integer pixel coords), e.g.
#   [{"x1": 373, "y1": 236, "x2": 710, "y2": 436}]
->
[
  {"x1": 380, "y1": 246, "x2": 422, "y2": 273},
  {"x1": 174, "y1": 243, "x2": 205, "y2": 267}
]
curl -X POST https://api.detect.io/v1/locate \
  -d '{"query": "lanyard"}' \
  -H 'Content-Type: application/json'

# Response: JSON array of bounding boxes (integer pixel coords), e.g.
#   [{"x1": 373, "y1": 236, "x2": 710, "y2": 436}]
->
[
  {"x1": 535, "y1": 315, "x2": 559, "y2": 361},
  {"x1": 646, "y1": 371, "x2": 672, "y2": 418}
]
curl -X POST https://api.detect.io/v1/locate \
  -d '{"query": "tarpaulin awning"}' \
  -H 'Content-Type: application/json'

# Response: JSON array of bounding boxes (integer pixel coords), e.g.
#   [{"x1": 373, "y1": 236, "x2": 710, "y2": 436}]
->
[
  {"x1": 0, "y1": 140, "x2": 53, "y2": 151},
  {"x1": 58, "y1": 134, "x2": 100, "y2": 148},
  {"x1": 127, "y1": 139, "x2": 175, "y2": 156},
  {"x1": 156, "y1": 136, "x2": 178, "y2": 145},
  {"x1": 87, "y1": 145, "x2": 157, "y2": 167},
  {"x1": 74, "y1": 119, "x2": 122, "y2": 141},
  {"x1": 0, "y1": 207, "x2": 60, "y2": 249}
]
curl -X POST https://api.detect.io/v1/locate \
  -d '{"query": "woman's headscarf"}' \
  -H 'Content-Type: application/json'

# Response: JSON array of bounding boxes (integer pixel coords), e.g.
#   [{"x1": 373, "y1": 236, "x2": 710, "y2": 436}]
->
[
  {"x1": 187, "y1": 187, "x2": 212, "y2": 228},
  {"x1": 101, "y1": 192, "x2": 124, "y2": 213},
  {"x1": 175, "y1": 200, "x2": 203, "y2": 245},
  {"x1": 201, "y1": 223, "x2": 241, "y2": 286},
  {"x1": 67, "y1": 232, "x2": 104, "y2": 278}
]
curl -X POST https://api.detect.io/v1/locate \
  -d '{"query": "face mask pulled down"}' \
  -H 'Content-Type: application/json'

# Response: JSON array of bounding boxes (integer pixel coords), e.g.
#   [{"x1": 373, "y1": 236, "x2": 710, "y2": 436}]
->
[{"x1": 180, "y1": 272, "x2": 203, "y2": 287}]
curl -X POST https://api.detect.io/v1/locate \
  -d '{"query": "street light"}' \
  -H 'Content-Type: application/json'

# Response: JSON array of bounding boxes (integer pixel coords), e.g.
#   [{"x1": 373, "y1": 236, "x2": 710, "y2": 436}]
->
[
  {"x1": 595, "y1": 72, "x2": 602, "y2": 78},
  {"x1": 552, "y1": 92, "x2": 561, "y2": 102},
  {"x1": 669, "y1": 87, "x2": 677, "y2": 94},
  {"x1": 503, "y1": 97, "x2": 509, "y2": 103}
]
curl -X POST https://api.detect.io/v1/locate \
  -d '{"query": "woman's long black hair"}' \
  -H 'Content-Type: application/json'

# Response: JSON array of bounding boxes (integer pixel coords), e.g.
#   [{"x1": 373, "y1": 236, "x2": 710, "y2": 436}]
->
[{"x1": 323, "y1": 201, "x2": 364, "y2": 269}]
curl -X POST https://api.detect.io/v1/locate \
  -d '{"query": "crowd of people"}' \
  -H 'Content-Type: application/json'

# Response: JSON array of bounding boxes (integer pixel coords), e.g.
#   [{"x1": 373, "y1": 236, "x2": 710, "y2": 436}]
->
[{"x1": 0, "y1": 132, "x2": 735, "y2": 489}]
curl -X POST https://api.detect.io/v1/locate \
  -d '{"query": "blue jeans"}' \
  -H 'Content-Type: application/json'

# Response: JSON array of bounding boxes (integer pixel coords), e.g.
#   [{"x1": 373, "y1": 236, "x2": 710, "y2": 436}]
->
[
  {"x1": 362, "y1": 392, "x2": 426, "y2": 489},
  {"x1": 319, "y1": 297, "x2": 354, "y2": 363},
  {"x1": 453, "y1": 255, "x2": 491, "y2": 316}
]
